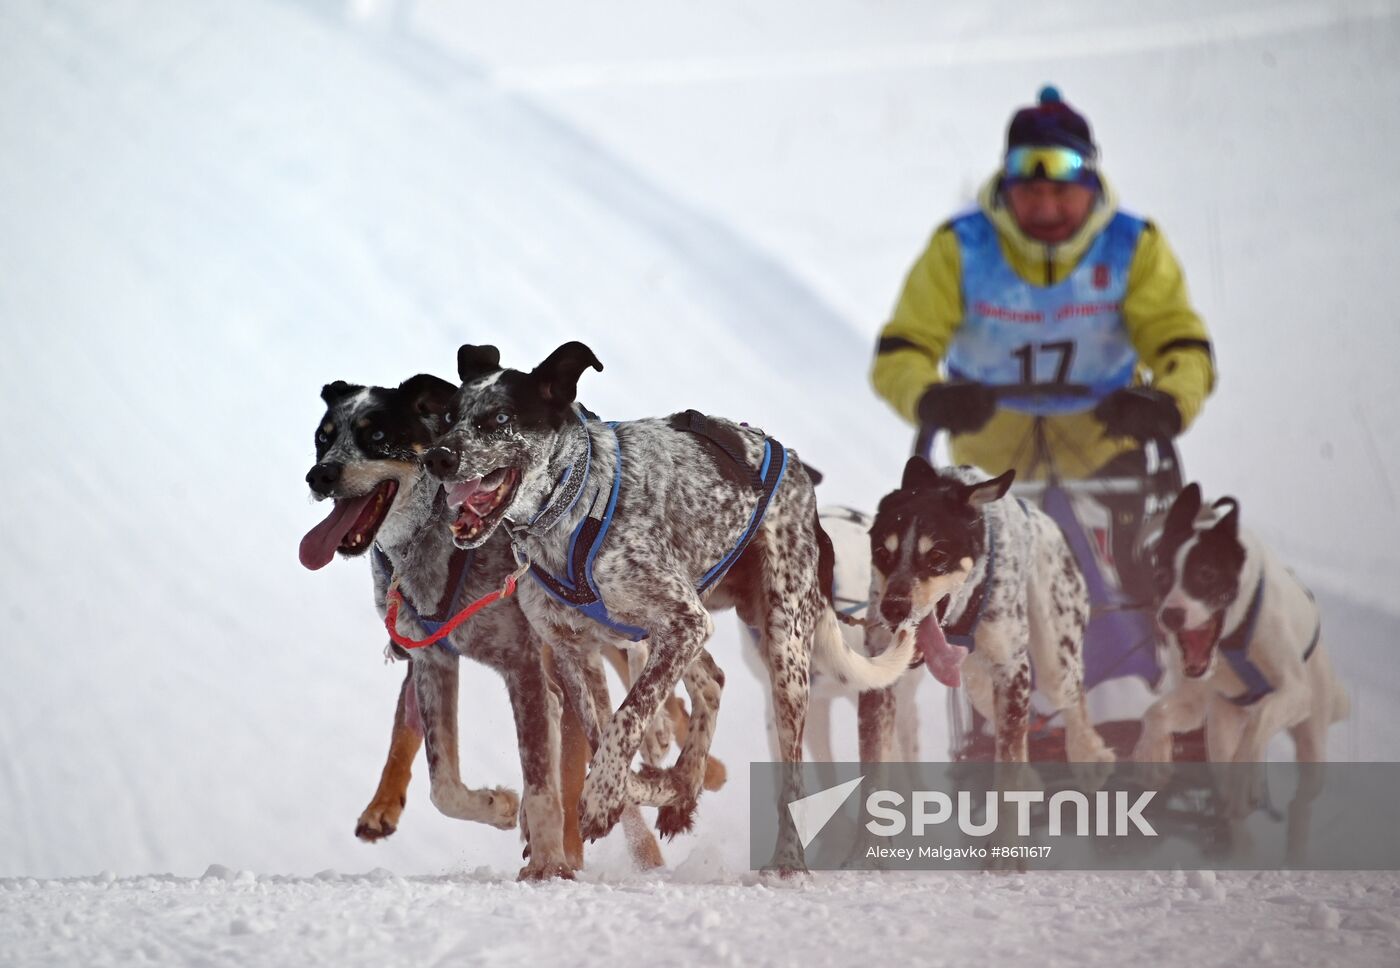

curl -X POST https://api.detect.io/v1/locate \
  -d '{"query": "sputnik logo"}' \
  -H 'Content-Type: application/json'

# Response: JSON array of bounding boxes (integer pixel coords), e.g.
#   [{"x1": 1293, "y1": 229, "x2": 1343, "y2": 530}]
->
[{"x1": 786, "y1": 776, "x2": 863, "y2": 848}]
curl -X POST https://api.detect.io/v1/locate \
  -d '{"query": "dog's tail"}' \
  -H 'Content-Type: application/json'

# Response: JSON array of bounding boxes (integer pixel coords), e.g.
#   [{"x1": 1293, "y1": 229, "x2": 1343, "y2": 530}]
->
[
  {"x1": 1330, "y1": 675, "x2": 1351, "y2": 724},
  {"x1": 811, "y1": 606, "x2": 915, "y2": 691}
]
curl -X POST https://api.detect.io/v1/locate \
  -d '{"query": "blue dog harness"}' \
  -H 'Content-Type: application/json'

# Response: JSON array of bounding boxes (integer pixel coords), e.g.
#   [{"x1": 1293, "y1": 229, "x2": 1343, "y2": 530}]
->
[
  {"x1": 371, "y1": 543, "x2": 475, "y2": 658},
  {"x1": 1220, "y1": 576, "x2": 1323, "y2": 707},
  {"x1": 522, "y1": 409, "x2": 789, "y2": 642}
]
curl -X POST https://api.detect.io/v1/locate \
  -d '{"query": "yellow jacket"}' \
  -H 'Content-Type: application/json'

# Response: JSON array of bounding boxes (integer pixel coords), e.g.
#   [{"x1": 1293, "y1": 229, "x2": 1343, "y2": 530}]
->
[{"x1": 871, "y1": 175, "x2": 1215, "y2": 479}]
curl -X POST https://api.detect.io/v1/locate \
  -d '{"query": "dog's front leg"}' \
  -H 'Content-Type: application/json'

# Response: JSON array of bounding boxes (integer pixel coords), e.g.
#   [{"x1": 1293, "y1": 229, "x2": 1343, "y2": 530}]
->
[
  {"x1": 1232, "y1": 679, "x2": 1311, "y2": 764},
  {"x1": 412, "y1": 648, "x2": 519, "y2": 830},
  {"x1": 858, "y1": 622, "x2": 897, "y2": 764},
  {"x1": 609, "y1": 643, "x2": 676, "y2": 769},
  {"x1": 844, "y1": 686, "x2": 897, "y2": 870},
  {"x1": 544, "y1": 644, "x2": 666, "y2": 870},
  {"x1": 992, "y1": 652, "x2": 1032, "y2": 763},
  {"x1": 1133, "y1": 682, "x2": 1210, "y2": 766},
  {"x1": 542, "y1": 645, "x2": 588, "y2": 870},
  {"x1": 857, "y1": 688, "x2": 896, "y2": 763},
  {"x1": 579, "y1": 602, "x2": 712, "y2": 843},
  {"x1": 1225, "y1": 679, "x2": 1312, "y2": 818},
  {"x1": 1285, "y1": 759, "x2": 1328, "y2": 866},
  {"x1": 355, "y1": 661, "x2": 423, "y2": 842},
  {"x1": 654, "y1": 648, "x2": 725, "y2": 838},
  {"x1": 499, "y1": 650, "x2": 573, "y2": 880},
  {"x1": 894, "y1": 673, "x2": 922, "y2": 760},
  {"x1": 550, "y1": 644, "x2": 606, "y2": 752}
]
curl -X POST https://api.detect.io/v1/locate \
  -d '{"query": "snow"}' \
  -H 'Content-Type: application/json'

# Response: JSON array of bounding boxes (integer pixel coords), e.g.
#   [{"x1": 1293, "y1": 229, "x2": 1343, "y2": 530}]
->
[
  {"x1": 2, "y1": 0, "x2": 1399, "y2": 964},
  {"x1": 5, "y1": 869, "x2": 1400, "y2": 968}
]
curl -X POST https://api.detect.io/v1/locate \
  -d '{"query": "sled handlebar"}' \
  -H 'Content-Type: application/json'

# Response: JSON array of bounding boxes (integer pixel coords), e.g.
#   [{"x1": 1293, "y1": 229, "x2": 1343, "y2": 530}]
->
[
  {"x1": 1008, "y1": 477, "x2": 1153, "y2": 498},
  {"x1": 913, "y1": 379, "x2": 1185, "y2": 500},
  {"x1": 986, "y1": 382, "x2": 1094, "y2": 400},
  {"x1": 913, "y1": 382, "x2": 1095, "y2": 460}
]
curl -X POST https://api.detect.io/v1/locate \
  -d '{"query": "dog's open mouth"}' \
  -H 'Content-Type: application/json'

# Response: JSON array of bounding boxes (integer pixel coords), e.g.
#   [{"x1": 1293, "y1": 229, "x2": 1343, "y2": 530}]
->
[
  {"x1": 1176, "y1": 613, "x2": 1223, "y2": 678},
  {"x1": 447, "y1": 467, "x2": 520, "y2": 544},
  {"x1": 298, "y1": 479, "x2": 398, "y2": 571}
]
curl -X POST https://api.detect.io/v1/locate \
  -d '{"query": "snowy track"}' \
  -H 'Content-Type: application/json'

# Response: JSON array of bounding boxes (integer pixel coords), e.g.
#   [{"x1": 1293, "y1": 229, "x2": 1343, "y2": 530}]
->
[{"x1": 5, "y1": 868, "x2": 1400, "y2": 968}]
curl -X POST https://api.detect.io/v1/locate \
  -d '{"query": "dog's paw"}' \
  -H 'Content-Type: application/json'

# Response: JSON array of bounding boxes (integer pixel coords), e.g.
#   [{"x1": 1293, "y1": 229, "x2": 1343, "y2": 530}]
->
[
  {"x1": 702, "y1": 755, "x2": 728, "y2": 792},
  {"x1": 1131, "y1": 732, "x2": 1176, "y2": 789},
  {"x1": 655, "y1": 799, "x2": 698, "y2": 840},
  {"x1": 1222, "y1": 764, "x2": 1267, "y2": 820},
  {"x1": 354, "y1": 817, "x2": 397, "y2": 842},
  {"x1": 1132, "y1": 732, "x2": 1173, "y2": 766},
  {"x1": 759, "y1": 867, "x2": 812, "y2": 886},
  {"x1": 1069, "y1": 756, "x2": 1114, "y2": 795},
  {"x1": 578, "y1": 798, "x2": 625, "y2": 843},
  {"x1": 1131, "y1": 757, "x2": 1174, "y2": 791},
  {"x1": 762, "y1": 844, "x2": 810, "y2": 879},
  {"x1": 484, "y1": 786, "x2": 521, "y2": 830},
  {"x1": 517, "y1": 858, "x2": 576, "y2": 882},
  {"x1": 578, "y1": 773, "x2": 626, "y2": 843},
  {"x1": 429, "y1": 782, "x2": 520, "y2": 829},
  {"x1": 354, "y1": 798, "x2": 404, "y2": 842},
  {"x1": 1067, "y1": 727, "x2": 1117, "y2": 765}
]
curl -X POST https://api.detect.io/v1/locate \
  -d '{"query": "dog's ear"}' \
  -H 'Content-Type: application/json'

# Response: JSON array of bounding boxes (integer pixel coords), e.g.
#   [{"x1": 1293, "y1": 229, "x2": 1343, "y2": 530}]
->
[
  {"x1": 958, "y1": 468, "x2": 1015, "y2": 507},
  {"x1": 397, "y1": 374, "x2": 457, "y2": 418},
  {"x1": 900, "y1": 455, "x2": 939, "y2": 491},
  {"x1": 457, "y1": 345, "x2": 502, "y2": 383},
  {"x1": 1210, "y1": 496, "x2": 1240, "y2": 541},
  {"x1": 1163, "y1": 482, "x2": 1203, "y2": 537},
  {"x1": 320, "y1": 380, "x2": 363, "y2": 405},
  {"x1": 531, "y1": 341, "x2": 603, "y2": 405}
]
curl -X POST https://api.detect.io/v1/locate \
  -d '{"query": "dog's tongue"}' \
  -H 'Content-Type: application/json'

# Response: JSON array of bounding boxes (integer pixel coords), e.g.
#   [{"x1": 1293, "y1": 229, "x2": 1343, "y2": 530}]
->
[
  {"x1": 299, "y1": 493, "x2": 376, "y2": 571},
  {"x1": 447, "y1": 478, "x2": 486, "y2": 510},
  {"x1": 1179, "y1": 623, "x2": 1218, "y2": 675},
  {"x1": 916, "y1": 614, "x2": 969, "y2": 688}
]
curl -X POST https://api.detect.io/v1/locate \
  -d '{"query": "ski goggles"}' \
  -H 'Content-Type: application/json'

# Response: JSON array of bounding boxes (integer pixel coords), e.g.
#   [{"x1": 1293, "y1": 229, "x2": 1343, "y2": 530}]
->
[{"x1": 1003, "y1": 145, "x2": 1097, "y2": 184}]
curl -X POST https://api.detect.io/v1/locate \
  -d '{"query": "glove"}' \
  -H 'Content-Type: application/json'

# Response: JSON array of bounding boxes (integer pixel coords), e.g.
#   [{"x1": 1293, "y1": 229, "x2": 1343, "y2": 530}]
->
[
  {"x1": 916, "y1": 382, "x2": 997, "y2": 436},
  {"x1": 1093, "y1": 387, "x2": 1182, "y2": 443}
]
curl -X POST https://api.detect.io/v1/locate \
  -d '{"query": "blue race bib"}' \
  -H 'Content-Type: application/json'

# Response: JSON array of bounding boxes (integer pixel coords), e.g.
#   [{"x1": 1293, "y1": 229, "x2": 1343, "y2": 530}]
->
[{"x1": 945, "y1": 210, "x2": 1144, "y2": 415}]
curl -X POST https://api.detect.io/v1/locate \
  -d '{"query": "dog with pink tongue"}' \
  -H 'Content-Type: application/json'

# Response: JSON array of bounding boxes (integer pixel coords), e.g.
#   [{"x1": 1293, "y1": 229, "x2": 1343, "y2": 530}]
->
[
  {"x1": 298, "y1": 375, "x2": 575, "y2": 880},
  {"x1": 861, "y1": 457, "x2": 1113, "y2": 768}
]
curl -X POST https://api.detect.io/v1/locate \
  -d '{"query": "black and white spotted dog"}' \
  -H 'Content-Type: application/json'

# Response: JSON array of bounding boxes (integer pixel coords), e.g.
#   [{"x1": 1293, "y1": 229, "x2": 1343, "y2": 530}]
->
[
  {"x1": 864, "y1": 457, "x2": 1114, "y2": 765},
  {"x1": 1134, "y1": 483, "x2": 1348, "y2": 776},
  {"x1": 423, "y1": 341, "x2": 916, "y2": 870},
  {"x1": 299, "y1": 375, "x2": 573, "y2": 880}
]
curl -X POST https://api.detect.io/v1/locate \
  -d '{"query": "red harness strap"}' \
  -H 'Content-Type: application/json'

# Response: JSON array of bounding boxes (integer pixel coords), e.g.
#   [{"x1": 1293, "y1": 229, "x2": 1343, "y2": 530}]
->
[{"x1": 383, "y1": 558, "x2": 530, "y2": 651}]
